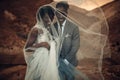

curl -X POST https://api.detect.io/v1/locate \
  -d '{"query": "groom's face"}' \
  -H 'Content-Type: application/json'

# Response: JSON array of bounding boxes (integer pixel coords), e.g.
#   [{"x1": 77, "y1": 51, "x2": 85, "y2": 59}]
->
[{"x1": 56, "y1": 7, "x2": 68, "y2": 25}]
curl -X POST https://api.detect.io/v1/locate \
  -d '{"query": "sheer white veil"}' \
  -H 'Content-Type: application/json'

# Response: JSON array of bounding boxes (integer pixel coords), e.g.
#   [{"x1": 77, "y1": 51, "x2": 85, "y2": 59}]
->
[
  {"x1": 49, "y1": 0, "x2": 109, "y2": 80},
  {"x1": 23, "y1": 4, "x2": 59, "y2": 62},
  {"x1": 24, "y1": 0, "x2": 109, "y2": 79},
  {"x1": 24, "y1": 5, "x2": 62, "y2": 80}
]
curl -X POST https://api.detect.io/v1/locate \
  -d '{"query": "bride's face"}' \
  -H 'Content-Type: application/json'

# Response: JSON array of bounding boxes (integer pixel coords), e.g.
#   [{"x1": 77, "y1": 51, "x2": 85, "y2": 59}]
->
[{"x1": 42, "y1": 13, "x2": 51, "y2": 28}]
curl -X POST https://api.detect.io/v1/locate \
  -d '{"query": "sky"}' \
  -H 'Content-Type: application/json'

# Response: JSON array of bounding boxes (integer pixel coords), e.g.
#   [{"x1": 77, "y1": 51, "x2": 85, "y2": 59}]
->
[{"x1": 54, "y1": 0, "x2": 114, "y2": 10}]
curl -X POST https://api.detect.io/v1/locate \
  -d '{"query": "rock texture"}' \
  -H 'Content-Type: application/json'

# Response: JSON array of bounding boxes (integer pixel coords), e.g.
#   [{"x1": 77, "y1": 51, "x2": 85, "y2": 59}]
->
[
  {"x1": 101, "y1": 0, "x2": 120, "y2": 80},
  {"x1": 0, "y1": 0, "x2": 52, "y2": 80}
]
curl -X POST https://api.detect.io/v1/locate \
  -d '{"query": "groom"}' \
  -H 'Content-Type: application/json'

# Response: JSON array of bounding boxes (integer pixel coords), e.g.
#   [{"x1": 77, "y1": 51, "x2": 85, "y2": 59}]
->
[{"x1": 55, "y1": 1, "x2": 80, "y2": 80}]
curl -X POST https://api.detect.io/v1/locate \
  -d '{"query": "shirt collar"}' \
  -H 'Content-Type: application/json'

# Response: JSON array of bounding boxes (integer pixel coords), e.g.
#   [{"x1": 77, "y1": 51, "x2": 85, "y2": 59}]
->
[{"x1": 62, "y1": 20, "x2": 66, "y2": 27}]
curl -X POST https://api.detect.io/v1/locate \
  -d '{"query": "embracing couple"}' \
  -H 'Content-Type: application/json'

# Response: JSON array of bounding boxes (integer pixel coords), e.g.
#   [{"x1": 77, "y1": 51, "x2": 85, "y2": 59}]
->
[{"x1": 24, "y1": 1, "x2": 88, "y2": 80}]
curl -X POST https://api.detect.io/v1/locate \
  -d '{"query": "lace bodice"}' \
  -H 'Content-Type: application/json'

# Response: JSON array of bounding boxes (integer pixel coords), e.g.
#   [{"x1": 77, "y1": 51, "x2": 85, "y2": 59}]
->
[{"x1": 36, "y1": 27, "x2": 52, "y2": 44}]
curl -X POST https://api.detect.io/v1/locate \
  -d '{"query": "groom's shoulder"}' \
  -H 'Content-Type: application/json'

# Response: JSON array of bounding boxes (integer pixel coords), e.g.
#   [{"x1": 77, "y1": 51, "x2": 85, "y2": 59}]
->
[{"x1": 67, "y1": 20, "x2": 78, "y2": 29}]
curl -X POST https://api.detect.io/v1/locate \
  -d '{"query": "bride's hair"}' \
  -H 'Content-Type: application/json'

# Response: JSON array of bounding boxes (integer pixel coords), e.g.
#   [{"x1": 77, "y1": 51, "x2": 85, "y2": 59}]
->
[{"x1": 37, "y1": 6, "x2": 55, "y2": 21}]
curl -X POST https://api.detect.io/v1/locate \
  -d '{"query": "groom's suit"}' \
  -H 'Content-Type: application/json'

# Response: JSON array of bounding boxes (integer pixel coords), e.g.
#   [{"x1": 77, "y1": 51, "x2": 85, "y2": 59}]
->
[{"x1": 54, "y1": 20, "x2": 80, "y2": 66}]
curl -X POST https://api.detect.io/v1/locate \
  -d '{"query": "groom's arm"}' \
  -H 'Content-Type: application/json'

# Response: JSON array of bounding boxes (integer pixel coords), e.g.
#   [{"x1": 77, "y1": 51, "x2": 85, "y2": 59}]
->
[{"x1": 65, "y1": 26, "x2": 80, "y2": 62}]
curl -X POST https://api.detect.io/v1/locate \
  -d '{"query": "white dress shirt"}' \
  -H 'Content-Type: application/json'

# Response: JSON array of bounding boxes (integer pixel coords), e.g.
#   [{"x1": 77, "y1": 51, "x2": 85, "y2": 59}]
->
[
  {"x1": 59, "y1": 20, "x2": 70, "y2": 65},
  {"x1": 61, "y1": 20, "x2": 66, "y2": 35}
]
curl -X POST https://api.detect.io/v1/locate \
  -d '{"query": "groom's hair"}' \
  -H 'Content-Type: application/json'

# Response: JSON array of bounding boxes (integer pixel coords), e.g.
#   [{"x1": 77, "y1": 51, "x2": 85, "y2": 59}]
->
[
  {"x1": 56, "y1": 1, "x2": 69, "y2": 11},
  {"x1": 37, "y1": 6, "x2": 55, "y2": 21}
]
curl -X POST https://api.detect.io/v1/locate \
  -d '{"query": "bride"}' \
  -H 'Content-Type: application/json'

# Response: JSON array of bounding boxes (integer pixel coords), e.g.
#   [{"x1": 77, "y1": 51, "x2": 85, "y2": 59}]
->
[
  {"x1": 23, "y1": 4, "x2": 90, "y2": 80},
  {"x1": 23, "y1": 5, "x2": 60, "y2": 80}
]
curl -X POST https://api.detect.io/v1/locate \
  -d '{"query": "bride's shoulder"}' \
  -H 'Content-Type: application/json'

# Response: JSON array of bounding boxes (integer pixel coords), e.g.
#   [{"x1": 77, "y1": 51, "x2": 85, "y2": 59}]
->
[{"x1": 30, "y1": 27, "x2": 43, "y2": 35}]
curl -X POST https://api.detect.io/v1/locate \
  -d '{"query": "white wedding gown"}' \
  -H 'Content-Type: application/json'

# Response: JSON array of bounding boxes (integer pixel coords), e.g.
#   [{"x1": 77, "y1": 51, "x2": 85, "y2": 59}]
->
[{"x1": 24, "y1": 27, "x2": 60, "y2": 80}]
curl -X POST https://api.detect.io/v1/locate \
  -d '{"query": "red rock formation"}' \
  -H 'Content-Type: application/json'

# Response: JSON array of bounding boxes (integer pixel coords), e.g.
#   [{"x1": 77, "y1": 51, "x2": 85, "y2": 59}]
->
[
  {"x1": 0, "y1": 0, "x2": 53, "y2": 79},
  {"x1": 101, "y1": 0, "x2": 120, "y2": 80}
]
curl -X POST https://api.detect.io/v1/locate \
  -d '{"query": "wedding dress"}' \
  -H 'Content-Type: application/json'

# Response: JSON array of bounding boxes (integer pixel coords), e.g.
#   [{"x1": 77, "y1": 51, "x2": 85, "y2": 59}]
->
[{"x1": 24, "y1": 26, "x2": 60, "y2": 80}]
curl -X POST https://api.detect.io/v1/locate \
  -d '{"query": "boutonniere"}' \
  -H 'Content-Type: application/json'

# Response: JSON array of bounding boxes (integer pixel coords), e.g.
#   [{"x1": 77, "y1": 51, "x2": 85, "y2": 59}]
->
[{"x1": 65, "y1": 33, "x2": 71, "y2": 38}]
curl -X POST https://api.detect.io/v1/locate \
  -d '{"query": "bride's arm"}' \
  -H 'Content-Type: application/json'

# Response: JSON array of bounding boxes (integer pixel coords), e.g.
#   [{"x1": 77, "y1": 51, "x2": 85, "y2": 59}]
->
[
  {"x1": 25, "y1": 28, "x2": 50, "y2": 52},
  {"x1": 32, "y1": 42, "x2": 50, "y2": 50}
]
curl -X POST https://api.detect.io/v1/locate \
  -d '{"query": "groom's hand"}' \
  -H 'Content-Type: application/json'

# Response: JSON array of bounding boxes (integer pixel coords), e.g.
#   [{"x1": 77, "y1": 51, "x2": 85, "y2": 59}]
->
[{"x1": 64, "y1": 59, "x2": 69, "y2": 65}]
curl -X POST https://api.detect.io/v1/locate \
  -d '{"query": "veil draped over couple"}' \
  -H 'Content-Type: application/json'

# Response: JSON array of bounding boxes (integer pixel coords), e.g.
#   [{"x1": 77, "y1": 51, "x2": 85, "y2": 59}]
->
[{"x1": 23, "y1": 0, "x2": 109, "y2": 80}]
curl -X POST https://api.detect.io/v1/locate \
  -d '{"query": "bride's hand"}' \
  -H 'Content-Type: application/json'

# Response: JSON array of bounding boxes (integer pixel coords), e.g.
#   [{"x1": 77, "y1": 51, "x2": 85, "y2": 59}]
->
[
  {"x1": 25, "y1": 49, "x2": 35, "y2": 52},
  {"x1": 33, "y1": 42, "x2": 50, "y2": 50},
  {"x1": 40, "y1": 42, "x2": 50, "y2": 50}
]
